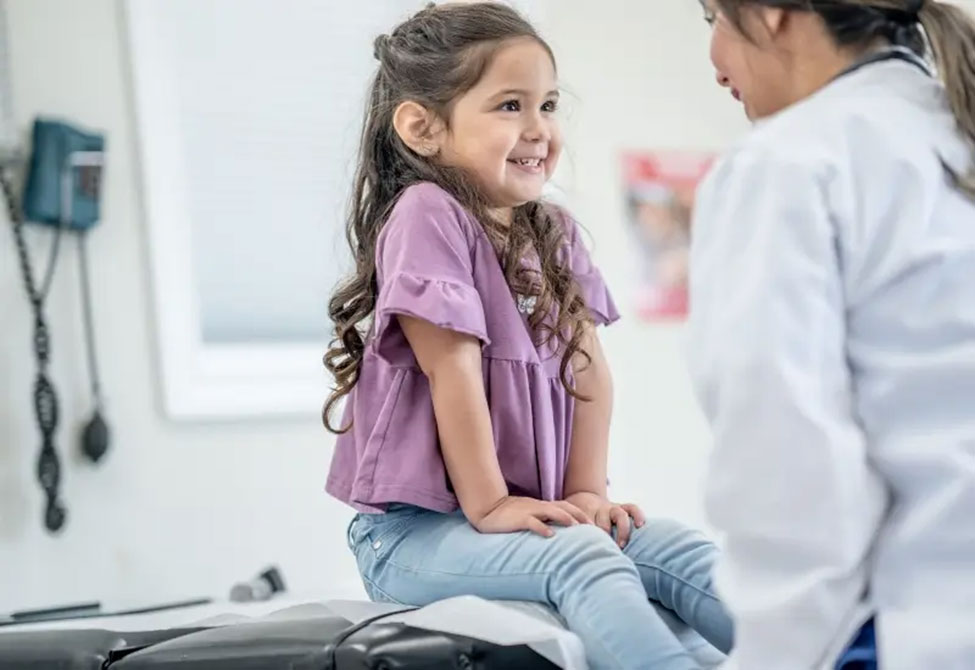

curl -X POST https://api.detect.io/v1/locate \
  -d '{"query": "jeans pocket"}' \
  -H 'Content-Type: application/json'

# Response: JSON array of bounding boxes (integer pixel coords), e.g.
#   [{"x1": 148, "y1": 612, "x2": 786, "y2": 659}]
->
[
  {"x1": 367, "y1": 513, "x2": 420, "y2": 560},
  {"x1": 354, "y1": 506, "x2": 428, "y2": 564},
  {"x1": 353, "y1": 510, "x2": 423, "y2": 605}
]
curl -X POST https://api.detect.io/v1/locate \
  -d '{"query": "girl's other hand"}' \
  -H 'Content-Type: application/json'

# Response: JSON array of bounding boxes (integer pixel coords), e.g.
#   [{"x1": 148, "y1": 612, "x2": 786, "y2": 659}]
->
[{"x1": 564, "y1": 492, "x2": 646, "y2": 548}]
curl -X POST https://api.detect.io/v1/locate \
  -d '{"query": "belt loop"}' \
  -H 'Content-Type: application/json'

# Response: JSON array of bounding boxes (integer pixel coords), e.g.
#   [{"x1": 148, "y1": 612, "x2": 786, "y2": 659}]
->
[{"x1": 346, "y1": 515, "x2": 360, "y2": 549}]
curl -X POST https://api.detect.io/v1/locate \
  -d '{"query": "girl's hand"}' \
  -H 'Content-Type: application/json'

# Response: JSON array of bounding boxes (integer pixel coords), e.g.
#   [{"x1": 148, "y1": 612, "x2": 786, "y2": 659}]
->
[
  {"x1": 564, "y1": 492, "x2": 646, "y2": 548},
  {"x1": 474, "y1": 496, "x2": 591, "y2": 537}
]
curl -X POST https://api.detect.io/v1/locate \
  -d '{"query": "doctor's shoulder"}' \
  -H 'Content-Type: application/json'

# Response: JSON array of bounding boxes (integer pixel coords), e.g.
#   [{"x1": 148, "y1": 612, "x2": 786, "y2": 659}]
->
[{"x1": 707, "y1": 87, "x2": 913, "y2": 198}]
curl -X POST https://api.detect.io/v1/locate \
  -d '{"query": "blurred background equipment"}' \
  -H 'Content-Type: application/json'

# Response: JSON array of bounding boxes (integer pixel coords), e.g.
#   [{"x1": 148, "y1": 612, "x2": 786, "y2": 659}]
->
[{"x1": 1, "y1": 0, "x2": 110, "y2": 534}]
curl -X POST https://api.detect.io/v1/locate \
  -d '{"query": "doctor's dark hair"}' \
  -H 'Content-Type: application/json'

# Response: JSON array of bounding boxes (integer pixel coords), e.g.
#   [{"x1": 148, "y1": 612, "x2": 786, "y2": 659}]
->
[
  {"x1": 323, "y1": 2, "x2": 591, "y2": 433},
  {"x1": 712, "y1": 0, "x2": 975, "y2": 197}
]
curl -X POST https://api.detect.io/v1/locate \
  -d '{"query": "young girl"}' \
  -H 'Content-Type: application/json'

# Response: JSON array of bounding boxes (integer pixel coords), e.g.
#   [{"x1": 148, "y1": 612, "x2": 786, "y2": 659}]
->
[
  {"x1": 324, "y1": 4, "x2": 733, "y2": 668},
  {"x1": 690, "y1": 0, "x2": 975, "y2": 667}
]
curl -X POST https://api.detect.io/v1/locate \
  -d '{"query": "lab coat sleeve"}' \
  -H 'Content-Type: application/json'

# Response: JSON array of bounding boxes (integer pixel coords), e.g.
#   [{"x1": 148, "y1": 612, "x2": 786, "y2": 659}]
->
[{"x1": 687, "y1": 149, "x2": 889, "y2": 668}]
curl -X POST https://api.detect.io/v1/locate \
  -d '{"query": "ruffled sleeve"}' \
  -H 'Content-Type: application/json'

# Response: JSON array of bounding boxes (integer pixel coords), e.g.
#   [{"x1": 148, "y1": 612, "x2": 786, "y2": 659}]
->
[
  {"x1": 373, "y1": 184, "x2": 490, "y2": 363},
  {"x1": 563, "y1": 211, "x2": 620, "y2": 326}
]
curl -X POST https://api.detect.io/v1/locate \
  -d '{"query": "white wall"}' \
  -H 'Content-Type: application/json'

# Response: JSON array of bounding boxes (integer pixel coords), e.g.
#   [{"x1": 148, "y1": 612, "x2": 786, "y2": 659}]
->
[
  {"x1": 1, "y1": 0, "x2": 744, "y2": 611},
  {"x1": 0, "y1": 0, "x2": 358, "y2": 611}
]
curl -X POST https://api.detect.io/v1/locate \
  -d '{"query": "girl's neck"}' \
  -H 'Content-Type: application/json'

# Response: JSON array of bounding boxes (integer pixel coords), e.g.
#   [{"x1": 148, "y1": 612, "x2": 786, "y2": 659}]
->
[{"x1": 488, "y1": 206, "x2": 514, "y2": 227}]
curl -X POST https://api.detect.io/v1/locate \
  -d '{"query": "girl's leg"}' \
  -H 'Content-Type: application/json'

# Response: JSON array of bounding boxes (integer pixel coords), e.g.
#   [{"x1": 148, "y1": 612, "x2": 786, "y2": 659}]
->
[
  {"x1": 621, "y1": 518, "x2": 734, "y2": 654},
  {"x1": 349, "y1": 507, "x2": 700, "y2": 670}
]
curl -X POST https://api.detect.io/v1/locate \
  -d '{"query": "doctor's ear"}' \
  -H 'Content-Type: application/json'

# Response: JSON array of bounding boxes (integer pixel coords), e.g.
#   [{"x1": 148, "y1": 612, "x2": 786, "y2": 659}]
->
[
  {"x1": 730, "y1": 4, "x2": 788, "y2": 45},
  {"x1": 757, "y1": 6, "x2": 787, "y2": 36}
]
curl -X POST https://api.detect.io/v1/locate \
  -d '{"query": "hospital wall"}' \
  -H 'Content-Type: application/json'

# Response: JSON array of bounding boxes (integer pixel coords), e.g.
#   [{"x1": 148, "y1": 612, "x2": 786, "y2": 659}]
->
[{"x1": 3, "y1": 0, "x2": 968, "y2": 611}]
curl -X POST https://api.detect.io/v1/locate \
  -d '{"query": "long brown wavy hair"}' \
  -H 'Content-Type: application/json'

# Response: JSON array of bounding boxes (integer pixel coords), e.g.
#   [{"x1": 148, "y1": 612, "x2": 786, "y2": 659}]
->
[
  {"x1": 323, "y1": 2, "x2": 590, "y2": 433},
  {"x1": 710, "y1": 0, "x2": 975, "y2": 196}
]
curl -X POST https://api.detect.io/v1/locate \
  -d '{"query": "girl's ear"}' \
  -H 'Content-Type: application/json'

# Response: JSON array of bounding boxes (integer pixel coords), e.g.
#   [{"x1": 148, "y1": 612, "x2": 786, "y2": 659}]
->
[{"x1": 393, "y1": 100, "x2": 445, "y2": 157}]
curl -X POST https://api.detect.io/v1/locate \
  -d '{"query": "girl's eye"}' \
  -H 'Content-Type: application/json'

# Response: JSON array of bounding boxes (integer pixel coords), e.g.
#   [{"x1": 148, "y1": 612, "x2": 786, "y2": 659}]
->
[
  {"x1": 541, "y1": 100, "x2": 558, "y2": 113},
  {"x1": 499, "y1": 99, "x2": 521, "y2": 112},
  {"x1": 703, "y1": 7, "x2": 717, "y2": 26}
]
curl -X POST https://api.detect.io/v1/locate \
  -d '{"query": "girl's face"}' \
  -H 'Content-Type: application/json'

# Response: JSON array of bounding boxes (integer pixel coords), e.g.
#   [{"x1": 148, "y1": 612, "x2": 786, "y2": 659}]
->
[
  {"x1": 437, "y1": 37, "x2": 562, "y2": 214},
  {"x1": 704, "y1": 0, "x2": 793, "y2": 120}
]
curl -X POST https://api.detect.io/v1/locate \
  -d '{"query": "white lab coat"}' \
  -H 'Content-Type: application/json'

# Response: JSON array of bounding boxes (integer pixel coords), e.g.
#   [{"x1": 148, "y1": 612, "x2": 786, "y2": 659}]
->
[{"x1": 688, "y1": 51, "x2": 975, "y2": 670}]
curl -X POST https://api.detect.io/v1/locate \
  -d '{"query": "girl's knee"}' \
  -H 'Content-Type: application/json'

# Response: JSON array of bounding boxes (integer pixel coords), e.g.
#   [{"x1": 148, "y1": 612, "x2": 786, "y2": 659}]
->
[
  {"x1": 642, "y1": 517, "x2": 703, "y2": 539},
  {"x1": 628, "y1": 518, "x2": 713, "y2": 552},
  {"x1": 552, "y1": 523, "x2": 621, "y2": 555},
  {"x1": 548, "y1": 524, "x2": 638, "y2": 575},
  {"x1": 543, "y1": 525, "x2": 640, "y2": 605},
  {"x1": 625, "y1": 519, "x2": 719, "y2": 574}
]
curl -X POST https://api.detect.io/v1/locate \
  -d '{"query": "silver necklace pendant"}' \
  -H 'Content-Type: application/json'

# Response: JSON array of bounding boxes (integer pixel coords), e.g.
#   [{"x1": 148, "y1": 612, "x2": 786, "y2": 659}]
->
[{"x1": 516, "y1": 294, "x2": 537, "y2": 315}]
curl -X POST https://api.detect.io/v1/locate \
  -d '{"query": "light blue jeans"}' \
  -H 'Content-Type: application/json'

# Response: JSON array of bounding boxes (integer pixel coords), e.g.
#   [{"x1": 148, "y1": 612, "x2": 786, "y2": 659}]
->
[{"x1": 347, "y1": 505, "x2": 733, "y2": 670}]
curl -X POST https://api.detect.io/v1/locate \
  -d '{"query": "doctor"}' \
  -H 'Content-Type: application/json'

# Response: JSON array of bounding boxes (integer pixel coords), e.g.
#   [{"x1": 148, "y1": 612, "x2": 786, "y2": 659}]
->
[{"x1": 689, "y1": 0, "x2": 975, "y2": 668}]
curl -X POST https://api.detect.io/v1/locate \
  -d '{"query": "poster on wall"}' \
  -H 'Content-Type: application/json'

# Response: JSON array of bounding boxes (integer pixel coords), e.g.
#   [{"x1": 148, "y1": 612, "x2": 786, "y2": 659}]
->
[{"x1": 621, "y1": 151, "x2": 715, "y2": 321}]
